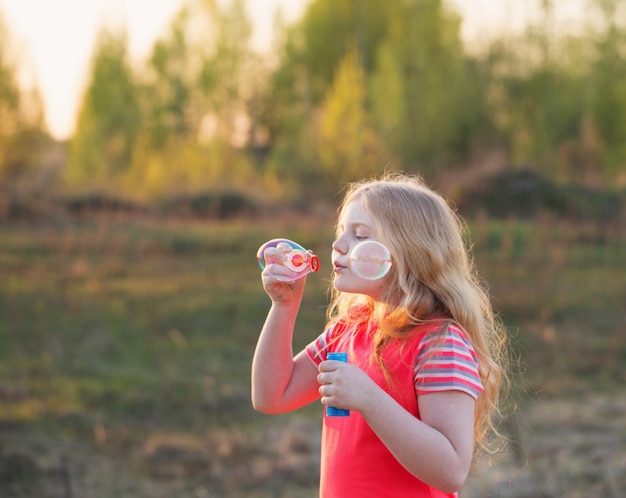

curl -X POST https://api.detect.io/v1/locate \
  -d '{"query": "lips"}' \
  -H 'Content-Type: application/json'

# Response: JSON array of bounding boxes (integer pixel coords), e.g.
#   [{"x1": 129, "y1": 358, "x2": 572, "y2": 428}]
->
[{"x1": 332, "y1": 260, "x2": 348, "y2": 272}]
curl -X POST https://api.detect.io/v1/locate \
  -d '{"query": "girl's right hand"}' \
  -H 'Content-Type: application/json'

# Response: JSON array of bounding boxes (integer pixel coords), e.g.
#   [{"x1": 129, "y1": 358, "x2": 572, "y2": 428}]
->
[{"x1": 261, "y1": 247, "x2": 306, "y2": 304}]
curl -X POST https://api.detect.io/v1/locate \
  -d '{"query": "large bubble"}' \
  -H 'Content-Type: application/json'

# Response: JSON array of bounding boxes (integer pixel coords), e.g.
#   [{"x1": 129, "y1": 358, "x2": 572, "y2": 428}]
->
[
  {"x1": 257, "y1": 238, "x2": 320, "y2": 281},
  {"x1": 349, "y1": 240, "x2": 392, "y2": 280}
]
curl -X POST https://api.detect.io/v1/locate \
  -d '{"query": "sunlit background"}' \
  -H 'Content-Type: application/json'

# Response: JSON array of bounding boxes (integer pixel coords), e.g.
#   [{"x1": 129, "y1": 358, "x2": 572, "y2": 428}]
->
[
  {"x1": 2, "y1": 0, "x2": 588, "y2": 141},
  {"x1": 0, "y1": 0, "x2": 624, "y2": 497}
]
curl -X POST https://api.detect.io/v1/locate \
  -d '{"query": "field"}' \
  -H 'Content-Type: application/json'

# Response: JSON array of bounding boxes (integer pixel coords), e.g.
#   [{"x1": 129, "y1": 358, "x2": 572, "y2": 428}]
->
[{"x1": 0, "y1": 209, "x2": 625, "y2": 497}]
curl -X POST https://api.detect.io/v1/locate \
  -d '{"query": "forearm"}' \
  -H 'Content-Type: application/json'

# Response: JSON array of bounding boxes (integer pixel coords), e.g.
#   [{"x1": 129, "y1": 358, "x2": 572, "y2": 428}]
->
[
  {"x1": 251, "y1": 302, "x2": 300, "y2": 412},
  {"x1": 360, "y1": 388, "x2": 471, "y2": 493}
]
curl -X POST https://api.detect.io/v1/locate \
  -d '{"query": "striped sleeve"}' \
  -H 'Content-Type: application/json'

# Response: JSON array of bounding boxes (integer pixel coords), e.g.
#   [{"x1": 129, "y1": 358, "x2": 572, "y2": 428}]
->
[
  {"x1": 305, "y1": 326, "x2": 334, "y2": 366},
  {"x1": 413, "y1": 325, "x2": 484, "y2": 400}
]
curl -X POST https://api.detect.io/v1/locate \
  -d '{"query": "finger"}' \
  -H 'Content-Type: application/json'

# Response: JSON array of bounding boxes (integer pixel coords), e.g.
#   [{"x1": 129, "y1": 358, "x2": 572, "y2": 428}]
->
[
  {"x1": 319, "y1": 386, "x2": 334, "y2": 404},
  {"x1": 319, "y1": 360, "x2": 342, "y2": 373},
  {"x1": 264, "y1": 263, "x2": 300, "y2": 281},
  {"x1": 318, "y1": 360, "x2": 331, "y2": 372},
  {"x1": 264, "y1": 247, "x2": 286, "y2": 265},
  {"x1": 263, "y1": 271, "x2": 296, "y2": 286},
  {"x1": 263, "y1": 263, "x2": 290, "y2": 277}
]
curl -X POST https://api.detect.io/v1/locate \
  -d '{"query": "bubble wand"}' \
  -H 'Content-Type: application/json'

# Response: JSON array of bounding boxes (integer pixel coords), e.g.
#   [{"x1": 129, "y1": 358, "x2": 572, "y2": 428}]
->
[{"x1": 257, "y1": 239, "x2": 320, "y2": 281}]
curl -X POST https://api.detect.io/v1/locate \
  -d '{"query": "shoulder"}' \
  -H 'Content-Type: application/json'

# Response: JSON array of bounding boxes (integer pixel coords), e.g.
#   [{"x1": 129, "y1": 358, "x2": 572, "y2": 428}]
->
[
  {"x1": 413, "y1": 321, "x2": 483, "y2": 399},
  {"x1": 415, "y1": 321, "x2": 476, "y2": 355},
  {"x1": 305, "y1": 318, "x2": 357, "y2": 365}
]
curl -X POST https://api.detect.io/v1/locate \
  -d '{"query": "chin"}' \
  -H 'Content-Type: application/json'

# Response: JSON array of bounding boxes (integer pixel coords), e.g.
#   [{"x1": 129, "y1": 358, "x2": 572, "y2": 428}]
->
[
  {"x1": 333, "y1": 277, "x2": 382, "y2": 299},
  {"x1": 332, "y1": 276, "x2": 358, "y2": 294}
]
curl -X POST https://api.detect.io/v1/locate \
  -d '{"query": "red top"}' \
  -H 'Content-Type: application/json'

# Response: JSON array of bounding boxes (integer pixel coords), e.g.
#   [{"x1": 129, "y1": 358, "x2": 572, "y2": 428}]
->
[{"x1": 306, "y1": 318, "x2": 483, "y2": 498}]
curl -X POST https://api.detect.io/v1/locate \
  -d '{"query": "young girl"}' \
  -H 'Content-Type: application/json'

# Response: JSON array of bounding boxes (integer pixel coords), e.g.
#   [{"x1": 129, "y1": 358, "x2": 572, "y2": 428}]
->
[{"x1": 252, "y1": 173, "x2": 507, "y2": 497}]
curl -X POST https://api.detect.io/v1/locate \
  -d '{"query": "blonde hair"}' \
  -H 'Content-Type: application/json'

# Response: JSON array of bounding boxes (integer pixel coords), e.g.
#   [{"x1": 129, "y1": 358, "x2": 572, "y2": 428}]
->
[{"x1": 327, "y1": 173, "x2": 508, "y2": 453}]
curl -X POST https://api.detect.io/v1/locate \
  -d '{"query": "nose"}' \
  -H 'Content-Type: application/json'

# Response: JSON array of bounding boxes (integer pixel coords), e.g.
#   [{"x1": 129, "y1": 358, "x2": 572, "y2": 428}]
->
[{"x1": 332, "y1": 234, "x2": 348, "y2": 255}]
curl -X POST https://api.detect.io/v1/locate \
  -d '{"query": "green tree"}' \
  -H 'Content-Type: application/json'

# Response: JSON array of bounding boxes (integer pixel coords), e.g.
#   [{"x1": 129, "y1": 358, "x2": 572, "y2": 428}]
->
[
  {"x1": 125, "y1": 2, "x2": 207, "y2": 195},
  {"x1": 385, "y1": 0, "x2": 477, "y2": 171},
  {"x1": 297, "y1": 0, "x2": 400, "y2": 100},
  {"x1": 585, "y1": 0, "x2": 626, "y2": 180},
  {"x1": 486, "y1": 0, "x2": 626, "y2": 184},
  {"x1": 488, "y1": 35, "x2": 585, "y2": 175},
  {"x1": 127, "y1": 0, "x2": 259, "y2": 196},
  {"x1": 257, "y1": 16, "x2": 318, "y2": 197},
  {"x1": 0, "y1": 11, "x2": 49, "y2": 184},
  {"x1": 261, "y1": 0, "x2": 405, "y2": 198},
  {"x1": 142, "y1": 0, "x2": 255, "y2": 144},
  {"x1": 67, "y1": 26, "x2": 141, "y2": 187},
  {"x1": 265, "y1": 0, "x2": 480, "y2": 192},
  {"x1": 368, "y1": 40, "x2": 405, "y2": 160},
  {"x1": 0, "y1": 13, "x2": 20, "y2": 141},
  {"x1": 319, "y1": 48, "x2": 385, "y2": 187}
]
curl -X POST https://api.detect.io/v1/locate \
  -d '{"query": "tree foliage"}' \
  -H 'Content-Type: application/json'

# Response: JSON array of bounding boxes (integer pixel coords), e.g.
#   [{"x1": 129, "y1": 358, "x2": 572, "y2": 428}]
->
[
  {"x1": 319, "y1": 48, "x2": 384, "y2": 186},
  {"x1": 4, "y1": 0, "x2": 626, "y2": 202},
  {"x1": 585, "y1": 0, "x2": 626, "y2": 178},
  {"x1": 263, "y1": 0, "x2": 476, "y2": 187},
  {"x1": 0, "y1": 15, "x2": 20, "y2": 140},
  {"x1": 379, "y1": 0, "x2": 474, "y2": 170},
  {"x1": 0, "y1": 12, "x2": 48, "y2": 183},
  {"x1": 66, "y1": 27, "x2": 141, "y2": 187},
  {"x1": 486, "y1": 0, "x2": 626, "y2": 183}
]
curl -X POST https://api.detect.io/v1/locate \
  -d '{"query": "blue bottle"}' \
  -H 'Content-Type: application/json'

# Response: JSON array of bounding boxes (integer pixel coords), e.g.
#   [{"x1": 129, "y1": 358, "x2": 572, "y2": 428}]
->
[{"x1": 326, "y1": 352, "x2": 350, "y2": 417}]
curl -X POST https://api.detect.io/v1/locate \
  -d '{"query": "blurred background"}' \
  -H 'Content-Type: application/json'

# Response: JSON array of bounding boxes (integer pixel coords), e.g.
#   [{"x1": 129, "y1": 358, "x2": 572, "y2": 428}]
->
[{"x1": 0, "y1": 0, "x2": 624, "y2": 496}]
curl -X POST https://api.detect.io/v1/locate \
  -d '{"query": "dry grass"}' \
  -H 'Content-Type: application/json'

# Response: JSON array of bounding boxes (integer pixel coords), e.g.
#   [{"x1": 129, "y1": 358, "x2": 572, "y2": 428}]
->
[{"x1": 0, "y1": 211, "x2": 624, "y2": 497}]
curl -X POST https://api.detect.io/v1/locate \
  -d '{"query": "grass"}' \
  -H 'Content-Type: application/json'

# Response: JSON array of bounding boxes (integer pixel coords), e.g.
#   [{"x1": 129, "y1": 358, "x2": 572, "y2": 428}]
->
[{"x1": 0, "y1": 212, "x2": 624, "y2": 497}]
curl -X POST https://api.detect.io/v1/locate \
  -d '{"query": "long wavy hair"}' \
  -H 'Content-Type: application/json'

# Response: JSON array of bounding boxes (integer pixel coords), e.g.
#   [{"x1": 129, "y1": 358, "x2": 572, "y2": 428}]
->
[{"x1": 326, "y1": 173, "x2": 508, "y2": 453}]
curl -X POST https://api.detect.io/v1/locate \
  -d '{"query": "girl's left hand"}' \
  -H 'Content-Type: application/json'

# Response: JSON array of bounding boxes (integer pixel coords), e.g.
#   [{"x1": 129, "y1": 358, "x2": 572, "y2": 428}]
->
[{"x1": 317, "y1": 359, "x2": 378, "y2": 413}]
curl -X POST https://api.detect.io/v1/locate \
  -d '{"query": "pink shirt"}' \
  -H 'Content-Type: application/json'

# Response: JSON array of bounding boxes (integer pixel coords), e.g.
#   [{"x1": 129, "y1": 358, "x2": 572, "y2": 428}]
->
[{"x1": 306, "y1": 318, "x2": 483, "y2": 498}]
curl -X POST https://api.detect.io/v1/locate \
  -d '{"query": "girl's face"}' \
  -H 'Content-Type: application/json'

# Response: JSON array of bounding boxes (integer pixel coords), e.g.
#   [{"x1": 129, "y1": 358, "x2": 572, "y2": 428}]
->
[{"x1": 332, "y1": 198, "x2": 388, "y2": 300}]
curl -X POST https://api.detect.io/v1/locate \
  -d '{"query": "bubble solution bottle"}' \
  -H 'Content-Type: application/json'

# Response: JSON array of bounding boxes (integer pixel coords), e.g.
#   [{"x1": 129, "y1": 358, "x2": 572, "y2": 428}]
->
[{"x1": 325, "y1": 352, "x2": 350, "y2": 417}]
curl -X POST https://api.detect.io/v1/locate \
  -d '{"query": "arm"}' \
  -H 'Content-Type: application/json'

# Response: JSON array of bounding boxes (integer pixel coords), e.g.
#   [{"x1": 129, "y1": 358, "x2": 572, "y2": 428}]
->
[
  {"x1": 318, "y1": 362, "x2": 475, "y2": 492},
  {"x1": 251, "y1": 263, "x2": 320, "y2": 414},
  {"x1": 362, "y1": 389, "x2": 475, "y2": 492}
]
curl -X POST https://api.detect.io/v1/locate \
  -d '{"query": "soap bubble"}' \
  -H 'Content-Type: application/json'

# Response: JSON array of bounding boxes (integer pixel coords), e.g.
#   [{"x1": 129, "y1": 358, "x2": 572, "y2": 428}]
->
[
  {"x1": 257, "y1": 238, "x2": 320, "y2": 281},
  {"x1": 349, "y1": 240, "x2": 392, "y2": 280}
]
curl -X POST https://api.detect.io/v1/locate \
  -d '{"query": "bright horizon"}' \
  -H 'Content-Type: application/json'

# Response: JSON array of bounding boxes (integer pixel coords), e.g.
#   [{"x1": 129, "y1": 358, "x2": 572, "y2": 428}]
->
[{"x1": 0, "y1": 0, "x2": 585, "y2": 141}]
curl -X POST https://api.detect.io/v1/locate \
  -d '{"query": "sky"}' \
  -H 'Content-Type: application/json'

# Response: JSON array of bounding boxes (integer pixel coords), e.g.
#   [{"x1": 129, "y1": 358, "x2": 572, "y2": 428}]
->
[{"x1": 0, "y1": 0, "x2": 586, "y2": 140}]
